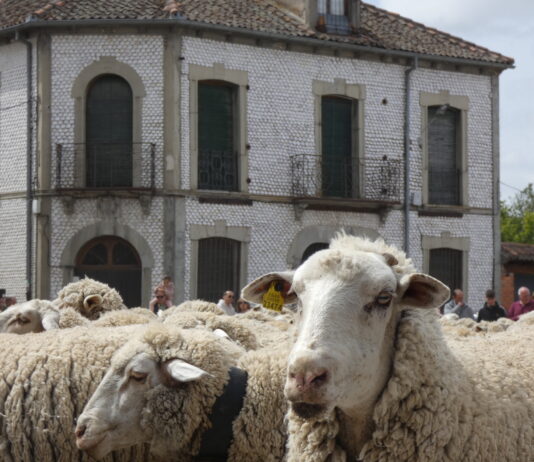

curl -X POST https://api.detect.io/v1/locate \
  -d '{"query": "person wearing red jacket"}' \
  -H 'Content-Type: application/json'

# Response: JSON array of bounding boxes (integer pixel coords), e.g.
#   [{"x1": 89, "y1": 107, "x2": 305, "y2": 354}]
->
[{"x1": 508, "y1": 286, "x2": 534, "y2": 321}]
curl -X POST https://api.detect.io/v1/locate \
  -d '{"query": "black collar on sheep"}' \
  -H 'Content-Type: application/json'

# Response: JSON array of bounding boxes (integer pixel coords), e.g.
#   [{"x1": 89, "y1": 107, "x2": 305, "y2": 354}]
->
[{"x1": 195, "y1": 366, "x2": 248, "y2": 461}]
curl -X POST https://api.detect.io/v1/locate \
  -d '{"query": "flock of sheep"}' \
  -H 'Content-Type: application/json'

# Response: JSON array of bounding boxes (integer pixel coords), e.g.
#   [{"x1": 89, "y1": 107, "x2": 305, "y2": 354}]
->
[{"x1": 1, "y1": 235, "x2": 533, "y2": 462}]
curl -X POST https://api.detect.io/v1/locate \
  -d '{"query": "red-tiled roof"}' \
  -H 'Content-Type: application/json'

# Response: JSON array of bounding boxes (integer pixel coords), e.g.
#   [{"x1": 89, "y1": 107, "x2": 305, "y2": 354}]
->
[
  {"x1": 502, "y1": 242, "x2": 534, "y2": 264},
  {"x1": 0, "y1": 0, "x2": 514, "y2": 66}
]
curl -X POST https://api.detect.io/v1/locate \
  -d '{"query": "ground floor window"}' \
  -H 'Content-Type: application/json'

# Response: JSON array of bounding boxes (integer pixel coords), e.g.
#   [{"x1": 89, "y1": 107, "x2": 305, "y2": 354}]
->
[
  {"x1": 301, "y1": 242, "x2": 329, "y2": 264},
  {"x1": 429, "y1": 247, "x2": 463, "y2": 293},
  {"x1": 197, "y1": 237, "x2": 240, "y2": 303},
  {"x1": 74, "y1": 235, "x2": 141, "y2": 308}
]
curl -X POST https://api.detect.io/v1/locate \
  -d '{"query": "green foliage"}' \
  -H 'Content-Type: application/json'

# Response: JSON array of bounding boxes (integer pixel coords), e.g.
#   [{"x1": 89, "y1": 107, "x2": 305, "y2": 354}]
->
[{"x1": 501, "y1": 183, "x2": 534, "y2": 244}]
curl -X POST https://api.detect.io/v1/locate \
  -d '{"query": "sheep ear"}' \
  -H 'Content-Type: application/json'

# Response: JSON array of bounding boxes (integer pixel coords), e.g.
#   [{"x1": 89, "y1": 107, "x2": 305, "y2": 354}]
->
[
  {"x1": 83, "y1": 294, "x2": 103, "y2": 310},
  {"x1": 398, "y1": 273, "x2": 450, "y2": 309},
  {"x1": 165, "y1": 359, "x2": 211, "y2": 383},
  {"x1": 241, "y1": 271, "x2": 295, "y2": 304},
  {"x1": 41, "y1": 312, "x2": 60, "y2": 331}
]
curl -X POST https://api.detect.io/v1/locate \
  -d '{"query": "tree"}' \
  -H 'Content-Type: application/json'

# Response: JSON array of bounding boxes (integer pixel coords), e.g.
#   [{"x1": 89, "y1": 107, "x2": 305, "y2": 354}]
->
[{"x1": 501, "y1": 183, "x2": 534, "y2": 244}]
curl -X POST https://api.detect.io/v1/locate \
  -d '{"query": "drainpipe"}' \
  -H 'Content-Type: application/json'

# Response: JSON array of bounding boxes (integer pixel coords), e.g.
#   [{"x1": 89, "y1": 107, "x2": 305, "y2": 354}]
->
[
  {"x1": 16, "y1": 32, "x2": 33, "y2": 300},
  {"x1": 403, "y1": 56, "x2": 418, "y2": 256}
]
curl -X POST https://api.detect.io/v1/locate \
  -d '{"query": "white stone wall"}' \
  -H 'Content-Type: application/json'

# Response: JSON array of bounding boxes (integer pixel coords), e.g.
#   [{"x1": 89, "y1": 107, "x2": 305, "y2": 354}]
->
[
  {"x1": 48, "y1": 35, "x2": 166, "y2": 296},
  {"x1": 180, "y1": 37, "x2": 495, "y2": 308},
  {"x1": 0, "y1": 42, "x2": 30, "y2": 299}
]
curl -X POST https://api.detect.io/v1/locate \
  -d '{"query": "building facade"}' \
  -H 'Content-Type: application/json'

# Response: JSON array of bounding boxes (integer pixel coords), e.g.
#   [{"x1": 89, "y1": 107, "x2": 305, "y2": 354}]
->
[{"x1": 0, "y1": 0, "x2": 513, "y2": 308}]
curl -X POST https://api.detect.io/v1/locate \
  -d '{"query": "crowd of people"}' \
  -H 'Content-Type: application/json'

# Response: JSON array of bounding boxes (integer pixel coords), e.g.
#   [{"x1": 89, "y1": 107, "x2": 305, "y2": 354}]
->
[{"x1": 441, "y1": 286, "x2": 534, "y2": 322}]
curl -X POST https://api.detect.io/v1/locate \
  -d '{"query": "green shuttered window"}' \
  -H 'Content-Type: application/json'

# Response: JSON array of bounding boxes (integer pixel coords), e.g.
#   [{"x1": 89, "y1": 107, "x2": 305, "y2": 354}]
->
[
  {"x1": 198, "y1": 81, "x2": 238, "y2": 191},
  {"x1": 321, "y1": 95, "x2": 358, "y2": 198}
]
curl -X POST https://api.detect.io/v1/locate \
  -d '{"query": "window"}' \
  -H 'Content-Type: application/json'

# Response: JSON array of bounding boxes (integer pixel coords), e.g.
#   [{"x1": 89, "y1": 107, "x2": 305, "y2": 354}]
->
[
  {"x1": 427, "y1": 105, "x2": 461, "y2": 205},
  {"x1": 321, "y1": 95, "x2": 358, "y2": 198},
  {"x1": 317, "y1": 0, "x2": 351, "y2": 34},
  {"x1": 197, "y1": 238, "x2": 241, "y2": 303},
  {"x1": 86, "y1": 75, "x2": 133, "y2": 188},
  {"x1": 198, "y1": 81, "x2": 238, "y2": 191},
  {"x1": 75, "y1": 236, "x2": 141, "y2": 308},
  {"x1": 429, "y1": 248, "x2": 463, "y2": 293}
]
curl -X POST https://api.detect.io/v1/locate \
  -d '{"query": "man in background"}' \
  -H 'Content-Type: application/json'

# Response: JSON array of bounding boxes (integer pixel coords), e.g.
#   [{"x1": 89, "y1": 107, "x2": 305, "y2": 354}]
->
[
  {"x1": 443, "y1": 289, "x2": 475, "y2": 319},
  {"x1": 477, "y1": 289, "x2": 507, "y2": 322},
  {"x1": 217, "y1": 290, "x2": 236, "y2": 316},
  {"x1": 508, "y1": 286, "x2": 534, "y2": 321}
]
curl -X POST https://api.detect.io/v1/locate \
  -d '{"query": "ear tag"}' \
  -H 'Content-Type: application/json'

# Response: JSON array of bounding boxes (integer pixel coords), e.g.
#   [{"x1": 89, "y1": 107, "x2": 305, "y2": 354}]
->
[{"x1": 262, "y1": 281, "x2": 285, "y2": 312}]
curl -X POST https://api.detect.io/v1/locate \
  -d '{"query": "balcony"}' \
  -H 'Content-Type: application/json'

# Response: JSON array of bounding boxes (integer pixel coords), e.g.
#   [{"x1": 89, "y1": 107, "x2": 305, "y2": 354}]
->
[
  {"x1": 290, "y1": 154, "x2": 401, "y2": 210},
  {"x1": 55, "y1": 142, "x2": 157, "y2": 191}
]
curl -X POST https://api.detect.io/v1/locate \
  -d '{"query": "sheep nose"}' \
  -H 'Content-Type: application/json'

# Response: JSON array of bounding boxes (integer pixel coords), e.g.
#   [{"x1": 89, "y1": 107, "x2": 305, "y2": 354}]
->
[
  {"x1": 286, "y1": 367, "x2": 329, "y2": 398},
  {"x1": 75, "y1": 424, "x2": 86, "y2": 439}
]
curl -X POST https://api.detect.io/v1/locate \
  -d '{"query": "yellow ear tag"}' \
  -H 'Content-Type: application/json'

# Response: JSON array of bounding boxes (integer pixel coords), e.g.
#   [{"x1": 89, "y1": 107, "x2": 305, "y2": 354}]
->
[{"x1": 262, "y1": 281, "x2": 285, "y2": 312}]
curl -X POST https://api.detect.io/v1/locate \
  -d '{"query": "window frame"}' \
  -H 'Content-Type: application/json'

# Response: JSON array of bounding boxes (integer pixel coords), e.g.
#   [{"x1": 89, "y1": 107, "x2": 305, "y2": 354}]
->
[
  {"x1": 420, "y1": 91, "x2": 469, "y2": 207},
  {"x1": 422, "y1": 232, "x2": 470, "y2": 297},
  {"x1": 189, "y1": 64, "x2": 248, "y2": 192},
  {"x1": 71, "y1": 57, "x2": 146, "y2": 188},
  {"x1": 313, "y1": 79, "x2": 365, "y2": 198}
]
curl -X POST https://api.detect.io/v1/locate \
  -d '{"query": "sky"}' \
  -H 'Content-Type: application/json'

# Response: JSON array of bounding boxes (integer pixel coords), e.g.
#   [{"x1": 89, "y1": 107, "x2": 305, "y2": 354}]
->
[{"x1": 365, "y1": 0, "x2": 534, "y2": 203}]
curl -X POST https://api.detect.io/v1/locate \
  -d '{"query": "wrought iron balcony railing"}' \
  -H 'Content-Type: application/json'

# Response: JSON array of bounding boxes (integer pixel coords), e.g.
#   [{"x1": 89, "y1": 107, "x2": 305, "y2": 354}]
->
[
  {"x1": 55, "y1": 142, "x2": 156, "y2": 190},
  {"x1": 290, "y1": 154, "x2": 401, "y2": 202},
  {"x1": 198, "y1": 149, "x2": 238, "y2": 191}
]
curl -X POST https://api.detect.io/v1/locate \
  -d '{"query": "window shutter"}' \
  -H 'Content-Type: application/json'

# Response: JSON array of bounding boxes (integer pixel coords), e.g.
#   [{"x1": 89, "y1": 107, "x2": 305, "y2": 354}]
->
[
  {"x1": 197, "y1": 238, "x2": 241, "y2": 303},
  {"x1": 198, "y1": 82, "x2": 238, "y2": 191},
  {"x1": 321, "y1": 96, "x2": 355, "y2": 198},
  {"x1": 86, "y1": 75, "x2": 133, "y2": 187},
  {"x1": 428, "y1": 106, "x2": 460, "y2": 205}
]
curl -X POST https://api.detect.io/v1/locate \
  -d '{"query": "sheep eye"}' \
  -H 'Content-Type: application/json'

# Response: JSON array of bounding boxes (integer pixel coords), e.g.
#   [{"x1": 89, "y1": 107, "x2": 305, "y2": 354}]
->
[
  {"x1": 375, "y1": 293, "x2": 393, "y2": 306},
  {"x1": 129, "y1": 371, "x2": 148, "y2": 383}
]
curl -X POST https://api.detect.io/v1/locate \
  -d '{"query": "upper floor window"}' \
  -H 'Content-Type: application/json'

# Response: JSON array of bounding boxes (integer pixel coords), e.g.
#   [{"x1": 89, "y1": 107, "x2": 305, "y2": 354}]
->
[
  {"x1": 317, "y1": 0, "x2": 351, "y2": 34},
  {"x1": 86, "y1": 74, "x2": 133, "y2": 188},
  {"x1": 198, "y1": 81, "x2": 238, "y2": 191},
  {"x1": 197, "y1": 237, "x2": 241, "y2": 303},
  {"x1": 427, "y1": 105, "x2": 461, "y2": 205},
  {"x1": 321, "y1": 95, "x2": 358, "y2": 198}
]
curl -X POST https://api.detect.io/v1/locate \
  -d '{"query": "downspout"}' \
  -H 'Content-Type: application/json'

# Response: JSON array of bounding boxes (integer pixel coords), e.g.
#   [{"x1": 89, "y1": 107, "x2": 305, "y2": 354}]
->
[
  {"x1": 16, "y1": 32, "x2": 33, "y2": 300},
  {"x1": 403, "y1": 56, "x2": 418, "y2": 256}
]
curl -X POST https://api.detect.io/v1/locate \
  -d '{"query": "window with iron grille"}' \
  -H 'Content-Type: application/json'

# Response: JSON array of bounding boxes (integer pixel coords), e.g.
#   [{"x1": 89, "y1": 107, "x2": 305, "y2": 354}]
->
[
  {"x1": 429, "y1": 248, "x2": 463, "y2": 294},
  {"x1": 317, "y1": 0, "x2": 351, "y2": 34},
  {"x1": 428, "y1": 105, "x2": 461, "y2": 205},
  {"x1": 197, "y1": 238, "x2": 241, "y2": 303},
  {"x1": 74, "y1": 236, "x2": 141, "y2": 308},
  {"x1": 86, "y1": 74, "x2": 133, "y2": 188},
  {"x1": 198, "y1": 81, "x2": 238, "y2": 191},
  {"x1": 321, "y1": 95, "x2": 358, "y2": 198}
]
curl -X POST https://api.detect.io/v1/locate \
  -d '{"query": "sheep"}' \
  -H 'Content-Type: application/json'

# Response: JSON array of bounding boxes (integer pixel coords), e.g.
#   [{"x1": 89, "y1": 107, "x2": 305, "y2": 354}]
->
[
  {"x1": 0, "y1": 324, "x2": 158, "y2": 462},
  {"x1": 242, "y1": 233, "x2": 534, "y2": 462},
  {"x1": 75, "y1": 323, "x2": 289, "y2": 461},
  {"x1": 161, "y1": 299, "x2": 225, "y2": 317},
  {"x1": 53, "y1": 277, "x2": 127, "y2": 319},
  {"x1": 0, "y1": 299, "x2": 60, "y2": 334},
  {"x1": 439, "y1": 314, "x2": 514, "y2": 337}
]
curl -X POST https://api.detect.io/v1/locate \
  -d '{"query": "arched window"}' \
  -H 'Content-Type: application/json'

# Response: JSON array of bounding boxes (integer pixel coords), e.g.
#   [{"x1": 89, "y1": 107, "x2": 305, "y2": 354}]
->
[
  {"x1": 321, "y1": 95, "x2": 358, "y2": 198},
  {"x1": 75, "y1": 236, "x2": 141, "y2": 307},
  {"x1": 86, "y1": 75, "x2": 133, "y2": 188},
  {"x1": 197, "y1": 237, "x2": 240, "y2": 303},
  {"x1": 301, "y1": 242, "x2": 329, "y2": 264}
]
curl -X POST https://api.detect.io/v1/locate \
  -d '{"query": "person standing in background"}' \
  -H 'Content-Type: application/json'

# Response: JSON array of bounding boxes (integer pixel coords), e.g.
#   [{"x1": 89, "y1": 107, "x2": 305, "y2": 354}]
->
[
  {"x1": 158, "y1": 276, "x2": 174, "y2": 306},
  {"x1": 149, "y1": 287, "x2": 168, "y2": 316},
  {"x1": 477, "y1": 289, "x2": 507, "y2": 322},
  {"x1": 443, "y1": 289, "x2": 475, "y2": 319},
  {"x1": 217, "y1": 290, "x2": 236, "y2": 316},
  {"x1": 508, "y1": 287, "x2": 534, "y2": 321}
]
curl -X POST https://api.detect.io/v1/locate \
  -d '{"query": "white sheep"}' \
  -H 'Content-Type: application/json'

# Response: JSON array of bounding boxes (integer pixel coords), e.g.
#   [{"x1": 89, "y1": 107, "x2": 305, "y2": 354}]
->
[
  {"x1": 0, "y1": 299, "x2": 60, "y2": 334},
  {"x1": 75, "y1": 323, "x2": 289, "y2": 461},
  {"x1": 0, "y1": 324, "x2": 158, "y2": 462},
  {"x1": 53, "y1": 277, "x2": 127, "y2": 319},
  {"x1": 243, "y1": 233, "x2": 534, "y2": 462}
]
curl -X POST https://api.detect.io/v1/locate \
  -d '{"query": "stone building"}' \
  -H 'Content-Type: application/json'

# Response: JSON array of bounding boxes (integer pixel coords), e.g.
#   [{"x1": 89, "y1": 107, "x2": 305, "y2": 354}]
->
[
  {"x1": 0, "y1": 0, "x2": 513, "y2": 307},
  {"x1": 501, "y1": 242, "x2": 534, "y2": 309}
]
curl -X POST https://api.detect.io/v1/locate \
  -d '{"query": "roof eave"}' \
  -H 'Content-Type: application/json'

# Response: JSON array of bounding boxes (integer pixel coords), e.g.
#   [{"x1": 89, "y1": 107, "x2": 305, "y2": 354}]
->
[{"x1": 0, "y1": 17, "x2": 515, "y2": 70}]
